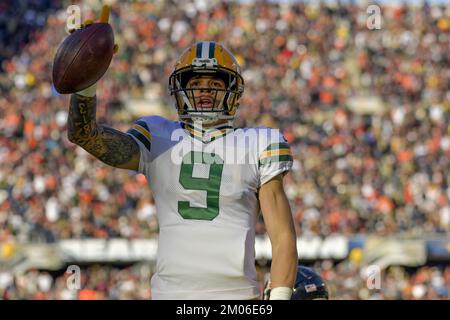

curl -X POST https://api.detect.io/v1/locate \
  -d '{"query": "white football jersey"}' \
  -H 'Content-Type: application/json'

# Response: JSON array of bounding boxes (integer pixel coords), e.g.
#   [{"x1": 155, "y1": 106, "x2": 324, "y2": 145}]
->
[{"x1": 127, "y1": 116, "x2": 293, "y2": 300}]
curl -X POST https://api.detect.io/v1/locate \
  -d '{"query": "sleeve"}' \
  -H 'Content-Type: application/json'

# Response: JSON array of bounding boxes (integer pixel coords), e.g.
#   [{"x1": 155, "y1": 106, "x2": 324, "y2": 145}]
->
[
  {"x1": 258, "y1": 130, "x2": 293, "y2": 186},
  {"x1": 126, "y1": 118, "x2": 152, "y2": 174}
]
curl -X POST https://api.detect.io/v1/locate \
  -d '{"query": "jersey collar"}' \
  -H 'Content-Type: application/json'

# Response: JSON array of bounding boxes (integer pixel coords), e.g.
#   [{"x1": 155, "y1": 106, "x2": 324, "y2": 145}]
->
[{"x1": 181, "y1": 122, "x2": 234, "y2": 143}]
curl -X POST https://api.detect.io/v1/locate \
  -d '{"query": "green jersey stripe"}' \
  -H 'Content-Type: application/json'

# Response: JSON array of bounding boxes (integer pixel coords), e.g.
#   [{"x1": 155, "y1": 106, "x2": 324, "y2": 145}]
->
[
  {"x1": 259, "y1": 154, "x2": 293, "y2": 166},
  {"x1": 135, "y1": 120, "x2": 150, "y2": 132},
  {"x1": 127, "y1": 129, "x2": 151, "y2": 152},
  {"x1": 263, "y1": 142, "x2": 290, "y2": 152}
]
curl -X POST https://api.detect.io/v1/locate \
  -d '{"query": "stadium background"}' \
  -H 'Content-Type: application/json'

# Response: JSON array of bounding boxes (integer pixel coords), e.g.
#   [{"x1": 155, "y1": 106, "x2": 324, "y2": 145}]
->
[{"x1": 0, "y1": 0, "x2": 449, "y2": 299}]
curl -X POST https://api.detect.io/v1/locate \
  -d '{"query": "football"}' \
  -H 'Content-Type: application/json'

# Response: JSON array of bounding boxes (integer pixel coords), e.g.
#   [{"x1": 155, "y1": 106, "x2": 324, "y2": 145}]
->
[{"x1": 52, "y1": 22, "x2": 114, "y2": 94}]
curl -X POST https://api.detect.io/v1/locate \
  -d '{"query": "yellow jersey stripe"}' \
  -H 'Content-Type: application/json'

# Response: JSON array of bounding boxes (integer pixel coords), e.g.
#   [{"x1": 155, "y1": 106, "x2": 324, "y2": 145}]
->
[
  {"x1": 133, "y1": 124, "x2": 152, "y2": 140},
  {"x1": 260, "y1": 149, "x2": 291, "y2": 158},
  {"x1": 187, "y1": 126, "x2": 203, "y2": 138}
]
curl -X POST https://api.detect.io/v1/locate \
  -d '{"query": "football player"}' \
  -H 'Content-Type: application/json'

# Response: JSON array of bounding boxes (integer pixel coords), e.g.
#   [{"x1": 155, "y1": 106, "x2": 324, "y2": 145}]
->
[{"x1": 66, "y1": 8, "x2": 297, "y2": 300}]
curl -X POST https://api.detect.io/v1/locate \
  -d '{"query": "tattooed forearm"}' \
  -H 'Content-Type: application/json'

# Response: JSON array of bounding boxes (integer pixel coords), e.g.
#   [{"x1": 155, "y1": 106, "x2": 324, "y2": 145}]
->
[
  {"x1": 95, "y1": 126, "x2": 139, "y2": 165},
  {"x1": 67, "y1": 94, "x2": 98, "y2": 145},
  {"x1": 67, "y1": 94, "x2": 140, "y2": 168}
]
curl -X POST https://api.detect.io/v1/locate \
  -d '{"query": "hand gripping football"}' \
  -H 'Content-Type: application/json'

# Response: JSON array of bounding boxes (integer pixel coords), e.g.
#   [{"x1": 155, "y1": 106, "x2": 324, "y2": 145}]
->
[{"x1": 52, "y1": 5, "x2": 115, "y2": 94}]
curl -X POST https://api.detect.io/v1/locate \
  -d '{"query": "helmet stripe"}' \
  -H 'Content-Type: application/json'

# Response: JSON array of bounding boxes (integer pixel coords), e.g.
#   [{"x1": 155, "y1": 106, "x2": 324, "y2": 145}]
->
[
  {"x1": 209, "y1": 42, "x2": 215, "y2": 58},
  {"x1": 196, "y1": 42, "x2": 202, "y2": 58},
  {"x1": 201, "y1": 41, "x2": 210, "y2": 58}
]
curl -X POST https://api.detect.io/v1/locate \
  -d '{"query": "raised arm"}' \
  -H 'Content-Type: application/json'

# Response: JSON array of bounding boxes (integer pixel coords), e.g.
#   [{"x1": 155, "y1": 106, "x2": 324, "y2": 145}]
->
[
  {"x1": 67, "y1": 93, "x2": 140, "y2": 171},
  {"x1": 259, "y1": 173, "x2": 298, "y2": 299}
]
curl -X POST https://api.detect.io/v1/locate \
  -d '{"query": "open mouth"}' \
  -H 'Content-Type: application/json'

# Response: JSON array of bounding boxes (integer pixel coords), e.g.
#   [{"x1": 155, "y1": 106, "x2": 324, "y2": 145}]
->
[{"x1": 197, "y1": 97, "x2": 214, "y2": 109}]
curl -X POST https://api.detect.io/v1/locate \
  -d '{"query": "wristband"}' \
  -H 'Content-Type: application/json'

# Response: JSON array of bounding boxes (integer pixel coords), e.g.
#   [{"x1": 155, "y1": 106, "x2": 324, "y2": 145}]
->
[
  {"x1": 76, "y1": 83, "x2": 97, "y2": 97},
  {"x1": 269, "y1": 287, "x2": 292, "y2": 300}
]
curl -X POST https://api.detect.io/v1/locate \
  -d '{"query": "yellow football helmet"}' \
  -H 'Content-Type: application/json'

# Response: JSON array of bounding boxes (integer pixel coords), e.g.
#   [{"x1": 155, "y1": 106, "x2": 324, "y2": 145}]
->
[{"x1": 169, "y1": 41, "x2": 244, "y2": 123}]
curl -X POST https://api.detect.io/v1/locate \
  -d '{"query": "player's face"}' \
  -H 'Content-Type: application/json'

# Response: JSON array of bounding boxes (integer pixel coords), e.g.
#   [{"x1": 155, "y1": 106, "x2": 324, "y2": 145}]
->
[{"x1": 186, "y1": 75, "x2": 226, "y2": 111}]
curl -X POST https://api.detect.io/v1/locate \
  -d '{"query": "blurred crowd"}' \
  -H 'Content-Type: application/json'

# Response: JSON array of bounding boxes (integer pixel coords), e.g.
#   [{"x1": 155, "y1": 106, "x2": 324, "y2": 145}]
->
[
  {"x1": 320, "y1": 261, "x2": 449, "y2": 300},
  {"x1": 0, "y1": 263, "x2": 152, "y2": 299},
  {"x1": 1, "y1": 0, "x2": 449, "y2": 242},
  {"x1": 0, "y1": 263, "x2": 448, "y2": 300},
  {"x1": 0, "y1": 0, "x2": 59, "y2": 71},
  {"x1": 0, "y1": 0, "x2": 449, "y2": 299}
]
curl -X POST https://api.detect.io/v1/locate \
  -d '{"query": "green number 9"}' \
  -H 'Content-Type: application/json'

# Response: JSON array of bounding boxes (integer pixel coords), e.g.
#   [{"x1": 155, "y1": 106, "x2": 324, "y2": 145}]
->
[{"x1": 178, "y1": 151, "x2": 224, "y2": 220}]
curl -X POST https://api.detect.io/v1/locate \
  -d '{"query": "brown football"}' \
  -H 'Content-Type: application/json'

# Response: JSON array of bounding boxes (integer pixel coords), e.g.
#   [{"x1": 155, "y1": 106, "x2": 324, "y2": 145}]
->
[{"x1": 52, "y1": 23, "x2": 114, "y2": 94}]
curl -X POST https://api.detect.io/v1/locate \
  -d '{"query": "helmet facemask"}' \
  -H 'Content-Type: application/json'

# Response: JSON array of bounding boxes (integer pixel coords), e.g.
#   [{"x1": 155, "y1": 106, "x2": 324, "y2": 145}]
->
[{"x1": 169, "y1": 57, "x2": 244, "y2": 125}]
